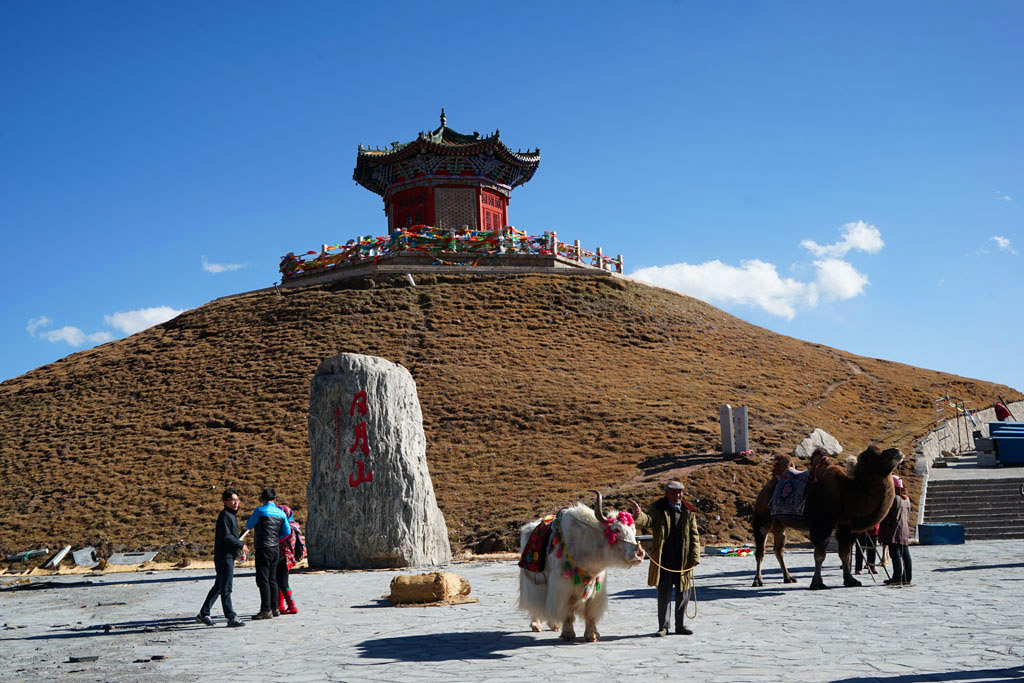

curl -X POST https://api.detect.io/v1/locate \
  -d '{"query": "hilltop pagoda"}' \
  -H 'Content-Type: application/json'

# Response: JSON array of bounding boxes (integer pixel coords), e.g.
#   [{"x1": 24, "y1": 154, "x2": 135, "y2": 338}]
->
[
  {"x1": 273, "y1": 112, "x2": 624, "y2": 289},
  {"x1": 353, "y1": 109, "x2": 541, "y2": 234}
]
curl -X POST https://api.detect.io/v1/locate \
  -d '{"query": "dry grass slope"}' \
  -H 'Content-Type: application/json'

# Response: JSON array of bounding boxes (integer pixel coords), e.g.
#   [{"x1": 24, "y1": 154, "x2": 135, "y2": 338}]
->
[{"x1": 1, "y1": 273, "x2": 1018, "y2": 560}]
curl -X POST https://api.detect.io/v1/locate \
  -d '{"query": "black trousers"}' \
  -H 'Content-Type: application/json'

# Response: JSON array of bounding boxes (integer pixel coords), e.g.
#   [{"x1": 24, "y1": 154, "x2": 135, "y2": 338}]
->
[
  {"x1": 888, "y1": 543, "x2": 912, "y2": 583},
  {"x1": 657, "y1": 571, "x2": 689, "y2": 631},
  {"x1": 855, "y1": 534, "x2": 877, "y2": 572},
  {"x1": 255, "y1": 546, "x2": 280, "y2": 612},
  {"x1": 276, "y1": 557, "x2": 290, "y2": 595},
  {"x1": 200, "y1": 553, "x2": 236, "y2": 620}
]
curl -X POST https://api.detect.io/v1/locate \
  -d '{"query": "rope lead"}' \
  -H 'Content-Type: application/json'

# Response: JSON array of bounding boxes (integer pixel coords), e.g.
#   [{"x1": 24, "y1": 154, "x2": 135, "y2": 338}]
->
[{"x1": 638, "y1": 542, "x2": 698, "y2": 620}]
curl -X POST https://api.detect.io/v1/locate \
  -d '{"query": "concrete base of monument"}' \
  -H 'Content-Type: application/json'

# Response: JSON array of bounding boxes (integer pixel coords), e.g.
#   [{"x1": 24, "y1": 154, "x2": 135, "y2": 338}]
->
[{"x1": 279, "y1": 251, "x2": 623, "y2": 290}]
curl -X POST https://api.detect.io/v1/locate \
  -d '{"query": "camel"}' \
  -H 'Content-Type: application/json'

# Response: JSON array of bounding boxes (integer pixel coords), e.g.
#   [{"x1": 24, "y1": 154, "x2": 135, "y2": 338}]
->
[{"x1": 751, "y1": 444, "x2": 903, "y2": 590}]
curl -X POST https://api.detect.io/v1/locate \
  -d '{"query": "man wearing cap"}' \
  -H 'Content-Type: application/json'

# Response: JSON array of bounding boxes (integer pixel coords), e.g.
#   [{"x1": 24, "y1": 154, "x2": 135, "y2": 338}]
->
[
  {"x1": 631, "y1": 481, "x2": 701, "y2": 636},
  {"x1": 879, "y1": 475, "x2": 912, "y2": 585}
]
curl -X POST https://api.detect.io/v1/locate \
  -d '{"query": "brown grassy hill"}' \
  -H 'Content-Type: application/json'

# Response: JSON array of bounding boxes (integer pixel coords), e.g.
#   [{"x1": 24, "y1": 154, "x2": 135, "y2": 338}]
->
[{"x1": 2, "y1": 273, "x2": 1019, "y2": 561}]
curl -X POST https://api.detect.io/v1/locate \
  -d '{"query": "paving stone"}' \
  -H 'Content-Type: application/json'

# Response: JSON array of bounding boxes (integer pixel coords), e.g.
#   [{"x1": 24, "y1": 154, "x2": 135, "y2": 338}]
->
[{"x1": 1, "y1": 542, "x2": 1022, "y2": 681}]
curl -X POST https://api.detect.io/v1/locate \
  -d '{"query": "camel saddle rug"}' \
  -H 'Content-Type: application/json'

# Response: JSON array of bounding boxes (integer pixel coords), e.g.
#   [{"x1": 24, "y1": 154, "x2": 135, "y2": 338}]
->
[
  {"x1": 769, "y1": 470, "x2": 812, "y2": 518},
  {"x1": 519, "y1": 513, "x2": 558, "y2": 573}
]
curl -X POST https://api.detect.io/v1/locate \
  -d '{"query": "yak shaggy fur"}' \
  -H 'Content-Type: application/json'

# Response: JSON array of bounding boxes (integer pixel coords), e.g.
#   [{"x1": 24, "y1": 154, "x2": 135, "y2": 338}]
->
[{"x1": 518, "y1": 500, "x2": 644, "y2": 642}]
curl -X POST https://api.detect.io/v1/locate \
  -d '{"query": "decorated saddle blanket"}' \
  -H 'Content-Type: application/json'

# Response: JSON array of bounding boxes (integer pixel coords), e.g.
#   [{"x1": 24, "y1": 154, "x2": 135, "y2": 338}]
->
[
  {"x1": 518, "y1": 513, "x2": 557, "y2": 573},
  {"x1": 769, "y1": 469, "x2": 812, "y2": 518}
]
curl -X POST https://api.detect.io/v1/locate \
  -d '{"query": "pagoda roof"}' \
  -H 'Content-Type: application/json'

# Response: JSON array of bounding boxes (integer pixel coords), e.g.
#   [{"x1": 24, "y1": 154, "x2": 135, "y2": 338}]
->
[{"x1": 353, "y1": 110, "x2": 541, "y2": 197}]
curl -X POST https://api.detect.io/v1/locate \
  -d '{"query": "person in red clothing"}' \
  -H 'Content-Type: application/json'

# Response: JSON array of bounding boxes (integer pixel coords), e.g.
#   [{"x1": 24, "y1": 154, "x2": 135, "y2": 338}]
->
[{"x1": 276, "y1": 504, "x2": 302, "y2": 614}]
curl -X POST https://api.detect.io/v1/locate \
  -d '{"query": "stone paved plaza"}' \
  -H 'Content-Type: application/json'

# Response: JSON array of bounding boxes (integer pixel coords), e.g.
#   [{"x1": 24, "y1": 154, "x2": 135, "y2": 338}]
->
[{"x1": 2, "y1": 541, "x2": 1022, "y2": 682}]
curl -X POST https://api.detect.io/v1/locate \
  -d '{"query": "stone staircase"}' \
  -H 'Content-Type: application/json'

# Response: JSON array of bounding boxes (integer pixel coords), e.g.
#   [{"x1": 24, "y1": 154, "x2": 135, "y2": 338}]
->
[{"x1": 923, "y1": 478, "x2": 1024, "y2": 540}]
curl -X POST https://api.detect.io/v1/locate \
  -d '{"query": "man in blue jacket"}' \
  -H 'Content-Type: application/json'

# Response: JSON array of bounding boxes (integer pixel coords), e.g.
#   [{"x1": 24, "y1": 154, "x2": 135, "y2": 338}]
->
[
  {"x1": 196, "y1": 488, "x2": 247, "y2": 627},
  {"x1": 245, "y1": 487, "x2": 291, "y2": 619}
]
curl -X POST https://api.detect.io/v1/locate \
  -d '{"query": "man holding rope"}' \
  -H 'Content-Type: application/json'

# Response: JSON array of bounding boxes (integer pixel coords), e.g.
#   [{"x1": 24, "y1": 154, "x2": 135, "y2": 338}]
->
[{"x1": 631, "y1": 481, "x2": 700, "y2": 637}]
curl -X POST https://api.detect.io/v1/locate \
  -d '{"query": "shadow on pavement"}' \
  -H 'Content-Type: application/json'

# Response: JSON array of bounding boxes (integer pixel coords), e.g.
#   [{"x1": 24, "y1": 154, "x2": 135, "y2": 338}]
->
[
  {"x1": 356, "y1": 630, "x2": 646, "y2": 661},
  {"x1": 613, "y1": 585, "x2": 791, "y2": 602},
  {"x1": 829, "y1": 664, "x2": 1024, "y2": 682},
  {"x1": 685, "y1": 565, "x2": 819, "y2": 583},
  {"x1": 350, "y1": 598, "x2": 391, "y2": 609},
  {"x1": 0, "y1": 617, "x2": 211, "y2": 642},
  {"x1": 357, "y1": 631, "x2": 549, "y2": 660},
  {"x1": 931, "y1": 562, "x2": 1024, "y2": 573},
  {"x1": 1, "y1": 572, "x2": 255, "y2": 592}
]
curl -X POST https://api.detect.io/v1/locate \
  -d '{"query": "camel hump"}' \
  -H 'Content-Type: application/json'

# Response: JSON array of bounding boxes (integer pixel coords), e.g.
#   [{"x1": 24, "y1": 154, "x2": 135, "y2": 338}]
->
[
  {"x1": 808, "y1": 446, "x2": 837, "y2": 481},
  {"x1": 773, "y1": 454, "x2": 794, "y2": 478}
]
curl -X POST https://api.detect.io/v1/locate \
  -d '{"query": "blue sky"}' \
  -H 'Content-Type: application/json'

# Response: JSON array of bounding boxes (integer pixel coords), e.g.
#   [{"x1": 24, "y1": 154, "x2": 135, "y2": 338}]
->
[{"x1": 2, "y1": 2, "x2": 1021, "y2": 394}]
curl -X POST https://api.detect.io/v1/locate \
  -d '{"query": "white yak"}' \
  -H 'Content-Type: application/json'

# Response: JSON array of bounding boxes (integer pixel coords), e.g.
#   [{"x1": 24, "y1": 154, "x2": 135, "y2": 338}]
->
[{"x1": 518, "y1": 491, "x2": 645, "y2": 642}]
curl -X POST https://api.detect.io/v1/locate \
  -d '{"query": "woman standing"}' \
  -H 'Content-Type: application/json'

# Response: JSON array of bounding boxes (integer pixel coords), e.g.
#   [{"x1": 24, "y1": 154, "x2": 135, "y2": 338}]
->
[{"x1": 276, "y1": 504, "x2": 303, "y2": 614}]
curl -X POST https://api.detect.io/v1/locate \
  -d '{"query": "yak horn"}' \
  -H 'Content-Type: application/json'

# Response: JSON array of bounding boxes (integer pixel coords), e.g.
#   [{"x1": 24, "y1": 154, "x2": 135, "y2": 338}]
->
[{"x1": 591, "y1": 489, "x2": 608, "y2": 522}]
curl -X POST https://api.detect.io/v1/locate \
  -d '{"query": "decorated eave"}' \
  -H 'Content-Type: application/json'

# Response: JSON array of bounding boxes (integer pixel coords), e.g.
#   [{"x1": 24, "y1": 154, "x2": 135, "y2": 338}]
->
[{"x1": 353, "y1": 111, "x2": 541, "y2": 198}]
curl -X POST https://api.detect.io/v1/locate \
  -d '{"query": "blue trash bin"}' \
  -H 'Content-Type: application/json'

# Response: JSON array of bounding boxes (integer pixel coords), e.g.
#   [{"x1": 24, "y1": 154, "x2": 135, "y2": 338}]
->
[{"x1": 917, "y1": 523, "x2": 965, "y2": 544}]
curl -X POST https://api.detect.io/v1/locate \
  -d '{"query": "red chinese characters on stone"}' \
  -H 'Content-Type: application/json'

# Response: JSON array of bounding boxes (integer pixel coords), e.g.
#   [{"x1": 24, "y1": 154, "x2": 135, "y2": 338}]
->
[
  {"x1": 349, "y1": 461, "x2": 372, "y2": 488},
  {"x1": 347, "y1": 391, "x2": 372, "y2": 487},
  {"x1": 350, "y1": 391, "x2": 368, "y2": 417},
  {"x1": 348, "y1": 422, "x2": 369, "y2": 456}
]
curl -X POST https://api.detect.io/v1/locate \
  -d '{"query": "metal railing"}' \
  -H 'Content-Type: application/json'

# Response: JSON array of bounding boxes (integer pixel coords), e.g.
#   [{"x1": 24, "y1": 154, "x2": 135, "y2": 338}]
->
[{"x1": 279, "y1": 226, "x2": 624, "y2": 280}]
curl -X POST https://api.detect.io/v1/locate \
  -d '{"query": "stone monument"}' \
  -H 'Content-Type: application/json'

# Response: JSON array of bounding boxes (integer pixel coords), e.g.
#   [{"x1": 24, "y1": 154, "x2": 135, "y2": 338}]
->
[
  {"x1": 719, "y1": 404, "x2": 750, "y2": 454},
  {"x1": 306, "y1": 353, "x2": 451, "y2": 568}
]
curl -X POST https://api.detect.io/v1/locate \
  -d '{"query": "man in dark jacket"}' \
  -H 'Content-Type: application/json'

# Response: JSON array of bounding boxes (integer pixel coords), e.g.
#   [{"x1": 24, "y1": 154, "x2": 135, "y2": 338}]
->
[
  {"x1": 631, "y1": 480, "x2": 701, "y2": 636},
  {"x1": 196, "y1": 488, "x2": 247, "y2": 627},
  {"x1": 244, "y1": 487, "x2": 291, "y2": 619}
]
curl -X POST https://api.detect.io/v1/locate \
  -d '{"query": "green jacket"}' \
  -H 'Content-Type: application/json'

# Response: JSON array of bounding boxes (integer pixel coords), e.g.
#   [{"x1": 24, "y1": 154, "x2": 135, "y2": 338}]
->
[{"x1": 635, "y1": 497, "x2": 700, "y2": 587}]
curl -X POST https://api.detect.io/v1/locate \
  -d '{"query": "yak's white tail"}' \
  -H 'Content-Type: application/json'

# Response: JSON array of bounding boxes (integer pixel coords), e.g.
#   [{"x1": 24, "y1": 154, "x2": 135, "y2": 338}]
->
[{"x1": 518, "y1": 520, "x2": 550, "y2": 619}]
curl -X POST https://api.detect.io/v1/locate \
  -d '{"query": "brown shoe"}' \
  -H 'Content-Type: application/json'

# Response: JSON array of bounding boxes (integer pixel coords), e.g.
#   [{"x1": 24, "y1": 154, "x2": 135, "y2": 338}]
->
[
  {"x1": 271, "y1": 608, "x2": 281, "y2": 617},
  {"x1": 251, "y1": 611, "x2": 273, "y2": 620}
]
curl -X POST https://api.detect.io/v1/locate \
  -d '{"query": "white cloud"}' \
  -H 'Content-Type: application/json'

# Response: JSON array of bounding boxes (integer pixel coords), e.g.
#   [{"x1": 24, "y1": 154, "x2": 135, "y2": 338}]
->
[
  {"x1": 813, "y1": 258, "x2": 870, "y2": 301},
  {"x1": 631, "y1": 259, "x2": 815, "y2": 320},
  {"x1": 40, "y1": 326, "x2": 113, "y2": 347},
  {"x1": 632, "y1": 221, "x2": 881, "y2": 320},
  {"x1": 800, "y1": 220, "x2": 884, "y2": 258},
  {"x1": 26, "y1": 315, "x2": 52, "y2": 336},
  {"x1": 202, "y1": 256, "x2": 245, "y2": 274},
  {"x1": 991, "y1": 236, "x2": 1018, "y2": 254},
  {"x1": 104, "y1": 306, "x2": 185, "y2": 335}
]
